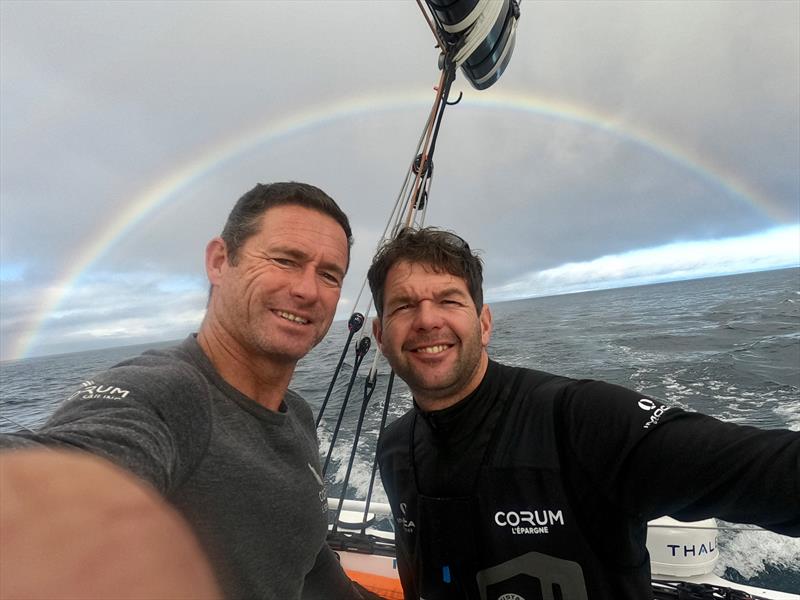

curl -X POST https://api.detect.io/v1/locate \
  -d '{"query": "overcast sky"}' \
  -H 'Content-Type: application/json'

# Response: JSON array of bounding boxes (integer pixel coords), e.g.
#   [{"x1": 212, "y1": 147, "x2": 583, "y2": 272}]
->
[{"x1": 1, "y1": 0, "x2": 798, "y2": 360}]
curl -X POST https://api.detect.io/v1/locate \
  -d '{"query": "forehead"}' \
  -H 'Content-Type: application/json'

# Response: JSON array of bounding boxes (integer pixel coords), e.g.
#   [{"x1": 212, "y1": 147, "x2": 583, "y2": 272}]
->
[
  {"x1": 257, "y1": 204, "x2": 348, "y2": 240},
  {"x1": 384, "y1": 260, "x2": 470, "y2": 297},
  {"x1": 253, "y1": 205, "x2": 349, "y2": 253},
  {"x1": 256, "y1": 204, "x2": 342, "y2": 235}
]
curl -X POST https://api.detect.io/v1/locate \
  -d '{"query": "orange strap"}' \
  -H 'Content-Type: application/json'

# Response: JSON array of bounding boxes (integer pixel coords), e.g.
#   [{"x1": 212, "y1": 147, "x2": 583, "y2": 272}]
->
[{"x1": 347, "y1": 569, "x2": 404, "y2": 600}]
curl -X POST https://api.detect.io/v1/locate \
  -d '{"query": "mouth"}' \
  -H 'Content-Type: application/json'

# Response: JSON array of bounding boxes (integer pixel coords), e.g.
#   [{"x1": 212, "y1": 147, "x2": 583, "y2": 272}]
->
[
  {"x1": 274, "y1": 310, "x2": 310, "y2": 325},
  {"x1": 411, "y1": 343, "x2": 453, "y2": 355}
]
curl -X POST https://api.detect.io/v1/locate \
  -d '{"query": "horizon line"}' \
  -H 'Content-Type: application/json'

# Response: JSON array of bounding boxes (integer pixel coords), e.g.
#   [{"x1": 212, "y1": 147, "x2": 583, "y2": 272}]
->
[{"x1": 6, "y1": 264, "x2": 796, "y2": 364}]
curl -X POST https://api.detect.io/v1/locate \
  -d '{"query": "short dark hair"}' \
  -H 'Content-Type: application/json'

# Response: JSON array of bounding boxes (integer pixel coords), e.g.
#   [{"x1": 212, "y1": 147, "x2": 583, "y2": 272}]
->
[
  {"x1": 221, "y1": 182, "x2": 353, "y2": 266},
  {"x1": 367, "y1": 227, "x2": 484, "y2": 318}
]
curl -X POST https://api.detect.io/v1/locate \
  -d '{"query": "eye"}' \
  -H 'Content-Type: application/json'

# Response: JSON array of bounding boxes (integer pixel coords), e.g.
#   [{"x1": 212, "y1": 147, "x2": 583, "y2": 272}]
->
[
  {"x1": 320, "y1": 271, "x2": 342, "y2": 286},
  {"x1": 442, "y1": 298, "x2": 464, "y2": 307},
  {"x1": 272, "y1": 257, "x2": 297, "y2": 268}
]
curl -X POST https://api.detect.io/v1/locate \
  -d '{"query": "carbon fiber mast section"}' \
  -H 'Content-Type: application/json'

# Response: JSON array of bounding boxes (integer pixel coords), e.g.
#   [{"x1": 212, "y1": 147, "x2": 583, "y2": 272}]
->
[{"x1": 424, "y1": 0, "x2": 521, "y2": 90}]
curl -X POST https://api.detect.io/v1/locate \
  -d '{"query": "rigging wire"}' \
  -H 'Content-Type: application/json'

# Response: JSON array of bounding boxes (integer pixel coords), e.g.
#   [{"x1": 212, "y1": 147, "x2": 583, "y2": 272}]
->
[
  {"x1": 330, "y1": 367, "x2": 380, "y2": 534},
  {"x1": 360, "y1": 371, "x2": 396, "y2": 535},
  {"x1": 0, "y1": 412, "x2": 35, "y2": 433},
  {"x1": 415, "y1": 0, "x2": 446, "y2": 50},
  {"x1": 315, "y1": 313, "x2": 365, "y2": 427},
  {"x1": 404, "y1": 65, "x2": 453, "y2": 228},
  {"x1": 321, "y1": 336, "x2": 372, "y2": 478},
  {"x1": 318, "y1": 12, "x2": 462, "y2": 536},
  {"x1": 347, "y1": 83, "x2": 440, "y2": 314}
]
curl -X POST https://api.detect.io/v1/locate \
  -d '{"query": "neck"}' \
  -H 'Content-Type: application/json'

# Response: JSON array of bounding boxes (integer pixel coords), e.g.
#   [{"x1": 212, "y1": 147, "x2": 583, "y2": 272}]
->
[
  {"x1": 197, "y1": 318, "x2": 295, "y2": 412},
  {"x1": 414, "y1": 352, "x2": 490, "y2": 413}
]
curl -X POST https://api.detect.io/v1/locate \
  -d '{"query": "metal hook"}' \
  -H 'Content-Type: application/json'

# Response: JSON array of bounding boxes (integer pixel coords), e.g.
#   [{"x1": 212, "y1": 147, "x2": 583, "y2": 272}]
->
[{"x1": 445, "y1": 91, "x2": 463, "y2": 106}]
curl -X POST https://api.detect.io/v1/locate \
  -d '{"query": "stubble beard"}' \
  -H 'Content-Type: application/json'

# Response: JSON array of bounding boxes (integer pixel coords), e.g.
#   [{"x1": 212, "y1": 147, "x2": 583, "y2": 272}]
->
[
  {"x1": 249, "y1": 316, "x2": 316, "y2": 364},
  {"x1": 398, "y1": 324, "x2": 484, "y2": 407},
  {"x1": 222, "y1": 300, "x2": 305, "y2": 365},
  {"x1": 213, "y1": 282, "x2": 321, "y2": 365}
]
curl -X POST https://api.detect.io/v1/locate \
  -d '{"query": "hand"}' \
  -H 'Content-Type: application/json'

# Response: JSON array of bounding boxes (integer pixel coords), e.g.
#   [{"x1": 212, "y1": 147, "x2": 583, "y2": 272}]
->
[{"x1": 0, "y1": 449, "x2": 221, "y2": 599}]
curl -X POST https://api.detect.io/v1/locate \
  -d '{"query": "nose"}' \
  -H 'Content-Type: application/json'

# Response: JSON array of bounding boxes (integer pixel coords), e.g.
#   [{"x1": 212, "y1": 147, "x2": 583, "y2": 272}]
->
[
  {"x1": 411, "y1": 300, "x2": 443, "y2": 331},
  {"x1": 290, "y1": 266, "x2": 320, "y2": 302}
]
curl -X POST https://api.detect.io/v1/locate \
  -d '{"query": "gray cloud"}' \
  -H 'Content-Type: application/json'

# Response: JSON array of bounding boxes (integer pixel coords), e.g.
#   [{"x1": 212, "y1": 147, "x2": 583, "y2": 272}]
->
[{"x1": 1, "y1": 0, "x2": 798, "y2": 360}]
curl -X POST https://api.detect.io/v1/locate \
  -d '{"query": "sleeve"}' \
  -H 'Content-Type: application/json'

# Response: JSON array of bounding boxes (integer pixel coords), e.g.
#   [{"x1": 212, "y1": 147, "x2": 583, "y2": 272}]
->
[
  {"x1": 559, "y1": 380, "x2": 800, "y2": 535},
  {"x1": 0, "y1": 357, "x2": 212, "y2": 495}
]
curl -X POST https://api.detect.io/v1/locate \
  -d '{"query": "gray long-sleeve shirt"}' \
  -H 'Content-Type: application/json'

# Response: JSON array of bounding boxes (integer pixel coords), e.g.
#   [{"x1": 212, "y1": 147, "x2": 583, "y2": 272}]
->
[{"x1": 0, "y1": 335, "x2": 357, "y2": 600}]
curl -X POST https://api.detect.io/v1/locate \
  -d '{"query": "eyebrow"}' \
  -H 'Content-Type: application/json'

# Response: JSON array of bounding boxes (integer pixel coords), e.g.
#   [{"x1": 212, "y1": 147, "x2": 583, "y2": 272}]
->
[
  {"x1": 385, "y1": 293, "x2": 412, "y2": 308},
  {"x1": 386, "y1": 286, "x2": 470, "y2": 306},
  {"x1": 435, "y1": 286, "x2": 471, "y2": 301}
]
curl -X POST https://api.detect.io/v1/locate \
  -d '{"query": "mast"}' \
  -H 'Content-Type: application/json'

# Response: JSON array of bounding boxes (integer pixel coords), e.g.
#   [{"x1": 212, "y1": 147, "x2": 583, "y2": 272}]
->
[{"x1": 318, "y1": 0, "x2": 521, "y2": 546}]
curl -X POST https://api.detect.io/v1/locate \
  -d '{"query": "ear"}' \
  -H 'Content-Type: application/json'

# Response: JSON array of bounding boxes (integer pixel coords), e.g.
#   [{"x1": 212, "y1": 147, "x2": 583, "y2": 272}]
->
[
  {"x1": 205, "y1": 237, "x2": 228, "y2": 286},
  {"x1": 479, "y1": 304, "x2": 493, "y2": 348},
  {"x1": 372, "y1": 316, "x2": 384, "y2": 351}
]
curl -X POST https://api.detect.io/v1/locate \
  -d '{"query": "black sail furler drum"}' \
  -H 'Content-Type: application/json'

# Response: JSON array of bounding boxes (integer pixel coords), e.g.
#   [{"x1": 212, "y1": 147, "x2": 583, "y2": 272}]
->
[{"x1": 425, "y1": 0, "x2": 520, "y2": 90}]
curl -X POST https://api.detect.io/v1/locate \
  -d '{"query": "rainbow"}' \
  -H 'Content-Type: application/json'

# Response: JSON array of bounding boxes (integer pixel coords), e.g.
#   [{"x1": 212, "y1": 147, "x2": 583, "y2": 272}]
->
[{"x1": 10, "y1": 89, "x2": 789, "y2": 360}]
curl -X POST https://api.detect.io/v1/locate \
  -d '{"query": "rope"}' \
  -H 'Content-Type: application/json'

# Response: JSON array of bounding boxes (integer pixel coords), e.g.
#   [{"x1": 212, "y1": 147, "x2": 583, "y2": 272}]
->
[
  {"x1": 652, "y1": 580, "x2": 768, "y2": 600},
  {"x1": 648, "y1": 524, "x2": 774, "y2": 533}
]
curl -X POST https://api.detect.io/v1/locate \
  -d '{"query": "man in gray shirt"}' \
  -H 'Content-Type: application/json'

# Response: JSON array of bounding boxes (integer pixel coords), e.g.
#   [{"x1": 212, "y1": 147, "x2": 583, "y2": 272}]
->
[{"x1": 0, "y1": 182, "x2": 375, "y2": 599}]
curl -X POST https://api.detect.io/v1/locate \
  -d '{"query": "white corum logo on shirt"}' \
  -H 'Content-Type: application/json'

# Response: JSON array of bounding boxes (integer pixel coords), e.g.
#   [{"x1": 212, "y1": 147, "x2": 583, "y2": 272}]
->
[
  {"x1": 307, "y1": 463, "x2": 328, "y2": 513},
  {"x1": 494, "y1": 509, "x2": 565, "y2": 535},
  {"x1": 638, "y1": 397, "x2": 671, "y2": 429},
  {"x1": 68, "y1": 380, "x2": 131, "y2": 402},
  {"x1": 396, "y1": 502, "x2": 416, "y2": 534}
]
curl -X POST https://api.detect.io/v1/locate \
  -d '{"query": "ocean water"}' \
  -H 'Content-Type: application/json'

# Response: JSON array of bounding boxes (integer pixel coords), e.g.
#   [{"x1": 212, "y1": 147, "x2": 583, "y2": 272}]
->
[{"x1": 2, "y1": 267, "x2": 799, "y2": 593}]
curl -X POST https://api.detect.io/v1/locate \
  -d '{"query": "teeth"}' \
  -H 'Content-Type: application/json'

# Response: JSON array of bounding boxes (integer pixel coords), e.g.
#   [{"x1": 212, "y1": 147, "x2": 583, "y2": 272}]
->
[
  {"x1": 416, "y1": 345, "x2": 449, "y2": 354},
  {"x1": 277, "y1": 311, "x2": 308, "y2": 324}
]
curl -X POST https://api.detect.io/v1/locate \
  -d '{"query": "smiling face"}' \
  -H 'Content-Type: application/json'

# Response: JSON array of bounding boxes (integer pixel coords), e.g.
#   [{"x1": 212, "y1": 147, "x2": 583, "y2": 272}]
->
[
  {"x1": 373, "y1": 260, "x2": 492, "y2": 411},
  {"x1": 206, "y1": 204, "x2": 348, "y2": 366}
]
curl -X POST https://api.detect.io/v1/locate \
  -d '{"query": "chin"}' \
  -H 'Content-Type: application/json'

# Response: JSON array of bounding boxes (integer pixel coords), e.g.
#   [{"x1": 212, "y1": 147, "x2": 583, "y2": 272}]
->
[
  {"x1": 409, "y1": 375, "x2": 456, "y2": 396},
  {"x1": 253, "y1": 339, "x2": 313, "y2": 363}
]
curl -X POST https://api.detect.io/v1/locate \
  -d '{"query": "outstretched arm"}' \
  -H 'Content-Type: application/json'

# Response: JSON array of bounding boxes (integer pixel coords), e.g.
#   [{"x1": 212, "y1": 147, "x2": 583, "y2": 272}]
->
[
  {"x1": 560, "y1": 380, "x2": 800, "y2": 534},
  {"x1": 0, "y1": 449, "x2": 221, "y2": 599},
  {"x1": 0, "y1": 359, "x2": 212, "y2": 494}
]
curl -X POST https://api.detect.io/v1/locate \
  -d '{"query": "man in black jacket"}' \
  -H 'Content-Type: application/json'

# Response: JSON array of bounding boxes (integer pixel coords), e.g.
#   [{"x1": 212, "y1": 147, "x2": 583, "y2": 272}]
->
[{"x1": 367, "y1": 227, "x2": 799, "y2": 600}]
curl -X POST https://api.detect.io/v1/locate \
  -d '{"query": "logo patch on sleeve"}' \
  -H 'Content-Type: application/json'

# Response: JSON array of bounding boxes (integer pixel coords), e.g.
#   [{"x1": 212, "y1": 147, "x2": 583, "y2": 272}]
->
[
  {"x1": 68, "y1": 380, "x2": 130, "y2": 401},
  {"x1": 638, "y1": 397, "x2": 670, "y2": 429}
]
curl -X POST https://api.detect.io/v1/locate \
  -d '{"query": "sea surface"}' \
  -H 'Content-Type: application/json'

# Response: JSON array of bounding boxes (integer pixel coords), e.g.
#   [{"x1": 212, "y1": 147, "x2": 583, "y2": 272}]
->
[{"x1": 2, "y1": 267, "x2": 799, "y2": 593}]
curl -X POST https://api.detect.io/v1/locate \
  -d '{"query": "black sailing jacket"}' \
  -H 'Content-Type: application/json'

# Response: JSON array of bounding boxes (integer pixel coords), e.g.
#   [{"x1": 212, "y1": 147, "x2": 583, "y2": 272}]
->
[{"x1": 377, "y1": 360, "x2": 800, "y2": 600}]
